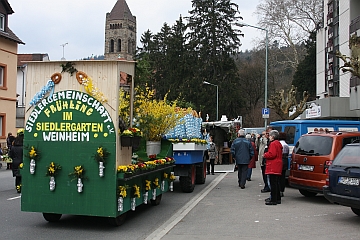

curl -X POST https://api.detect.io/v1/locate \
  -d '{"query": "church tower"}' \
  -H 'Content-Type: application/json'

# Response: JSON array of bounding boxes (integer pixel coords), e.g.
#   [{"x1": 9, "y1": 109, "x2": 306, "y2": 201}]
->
[{"x1": 104, "y1": 0, "x2": 136, "y2": 60}]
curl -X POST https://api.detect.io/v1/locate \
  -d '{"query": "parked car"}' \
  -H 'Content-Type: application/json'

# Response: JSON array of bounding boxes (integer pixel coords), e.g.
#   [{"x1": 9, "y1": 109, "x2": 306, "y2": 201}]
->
[
  {"x1": 289, "y1": 131, "x2": 360, "y2": 197},
  {"x1": 323, "y1": 143, "x2": 360, "y2": 216}
]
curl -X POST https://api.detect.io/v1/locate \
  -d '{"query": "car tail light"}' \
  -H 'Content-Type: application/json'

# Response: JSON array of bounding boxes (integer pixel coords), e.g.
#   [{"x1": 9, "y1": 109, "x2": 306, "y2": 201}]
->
[
  {"x1": 325, "y1": 170, "x2": 329, "y2": 186},
  {"x1": 324, "y1": 160, "x2": 333, "y2": 174}
]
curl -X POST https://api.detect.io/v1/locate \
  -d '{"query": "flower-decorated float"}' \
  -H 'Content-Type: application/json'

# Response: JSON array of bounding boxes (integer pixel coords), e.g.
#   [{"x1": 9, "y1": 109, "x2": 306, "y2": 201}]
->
[
  {"x1": 119, "y1": 86, "x2": 208, "y2": 193},
  {"x1": 21, "y1": 60, "x2": 175, "y2": 226},
  {"x1": 165, "y1": 111, "x2": 208, "y2": 193}
]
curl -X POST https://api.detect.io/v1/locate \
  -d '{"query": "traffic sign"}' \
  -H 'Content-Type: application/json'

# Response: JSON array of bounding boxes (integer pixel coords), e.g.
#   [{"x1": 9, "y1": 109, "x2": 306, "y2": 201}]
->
[{"x1": 262, "y1": 108, "x2": 269, "y2": 119}]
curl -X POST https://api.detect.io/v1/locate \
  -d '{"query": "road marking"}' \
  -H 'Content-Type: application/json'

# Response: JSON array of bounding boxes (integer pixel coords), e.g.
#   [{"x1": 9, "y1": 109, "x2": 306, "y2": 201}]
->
[
  {"x1": 145, "y1": 173, "x2": 228, "y2": 240},
  {"x1": 7, "y1": 196, "x2": 21, "y2": 201}
]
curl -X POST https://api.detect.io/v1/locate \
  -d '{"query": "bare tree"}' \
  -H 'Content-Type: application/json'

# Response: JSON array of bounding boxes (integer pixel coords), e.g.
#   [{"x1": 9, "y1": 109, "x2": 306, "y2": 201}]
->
[
  {"x1": 256, "y1": 0, "x2": 323, "y2": 70},
  {"x1": 336, "y1": 34, "x2": 360, "y2": 78},
  {"x1": 268, "y1": 85, "x2": 309, "y2": 120}
]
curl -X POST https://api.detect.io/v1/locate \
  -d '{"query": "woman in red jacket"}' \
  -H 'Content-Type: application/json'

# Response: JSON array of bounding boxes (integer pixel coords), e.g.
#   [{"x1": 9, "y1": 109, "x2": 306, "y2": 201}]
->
[{"x1": 263, "y1": 130, "x2": 283, "y2": 205}]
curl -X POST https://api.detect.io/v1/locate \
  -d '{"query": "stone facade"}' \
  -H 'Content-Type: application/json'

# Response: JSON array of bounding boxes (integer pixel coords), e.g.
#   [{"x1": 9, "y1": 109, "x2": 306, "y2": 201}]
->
[{"x1": 104, "y1": 0, "x2": 136, "y2": 61}]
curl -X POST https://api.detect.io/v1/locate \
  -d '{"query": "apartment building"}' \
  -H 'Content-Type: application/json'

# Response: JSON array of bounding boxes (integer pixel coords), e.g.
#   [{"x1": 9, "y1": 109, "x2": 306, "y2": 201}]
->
[{"x1": 311, "y1": 0, "x2": 360, "y2": 119}]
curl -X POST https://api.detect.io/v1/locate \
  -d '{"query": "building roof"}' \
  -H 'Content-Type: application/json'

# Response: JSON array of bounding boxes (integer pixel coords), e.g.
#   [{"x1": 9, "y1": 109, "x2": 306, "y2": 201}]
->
[
  {"x1": 108, "y1": 0, "x2": 136, "y2": 23},
  {"x1": 0, "y1": 0, "x2": 24, "y2": 44},
  {"x1": 17, "y1": 53, "x2": 49, "y2": 67},
  {"x1": 0, "y1": 26, "x2": 24, "y2": 44},
  {"x1": 1, "y1": 0, "x2": 14, "y2": 14}
]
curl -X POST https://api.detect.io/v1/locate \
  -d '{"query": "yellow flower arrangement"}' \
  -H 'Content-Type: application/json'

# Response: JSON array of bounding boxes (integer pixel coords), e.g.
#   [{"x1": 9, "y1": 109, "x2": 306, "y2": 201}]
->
[
  {"x1": 153, "y1": 178, "x2": 160, "y2": 189},
  {"x1": 169, "y1": 173, "x2": 176, "y2": 182},
  {"x1": 16, "y1": 184, "x2": 21, "y2": 193},
  {"x1": 121, "y1": 129, "x2": 133, "y2": 136},
  {"x1": 145, "y1": 180, "x2": 151, "y2": 191},
  {"x1": 46, "y1": 162, "x2": 61, "y2": 177},
  {"x1": 119, "y1": 86, "x2": 190, "y2": 141},
  {"x1": 29, "y1": 146, "x2": 38, "y2": 159},
  {"x1": 163, "y1": 173, "x2": 168, "y2": 179},
  {"x1": 19, "y1": 163, "x2": 23, "y2": 169},
  {"x1": 69, "y1": 165, "x2": 86, "y2": 180},
  {"x1": 118, "y1": 185, "x2": 128, "y2": 198},
  {"x1": 133, "y1": 184, "x2": 140, "y2": 198},
  {"x1": 94, "y1": 147, "x2": 110, "y2": 163},
  {"x1": 117, "y1": 165, "x2": 128, "y2": 173}
]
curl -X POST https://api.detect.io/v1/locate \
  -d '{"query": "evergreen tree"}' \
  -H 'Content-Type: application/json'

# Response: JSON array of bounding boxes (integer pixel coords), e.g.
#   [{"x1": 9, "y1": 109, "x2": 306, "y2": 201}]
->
[
  {"x1": 292, "y1": 31, "x2": 316, "y2": 101},
  {"x1": 185, "y1": 0, "x2": 243, "y2": 120}
]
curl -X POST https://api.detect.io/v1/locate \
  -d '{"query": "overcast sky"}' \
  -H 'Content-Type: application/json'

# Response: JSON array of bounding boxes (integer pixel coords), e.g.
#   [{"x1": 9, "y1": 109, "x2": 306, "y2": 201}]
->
[{"x1": 9, "y1": 0, "x2": 262, "y2": 61}]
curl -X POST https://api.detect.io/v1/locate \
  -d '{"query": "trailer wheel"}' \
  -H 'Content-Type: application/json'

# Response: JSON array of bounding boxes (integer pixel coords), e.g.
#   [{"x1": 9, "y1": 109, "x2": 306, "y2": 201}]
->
[
  {"x1": 150, "y1": 194, "x2": 162, "y2": 206},
  {"x1": 179, "y1": 165, "x2": 196, "y2": 193},
  {"x1": 196, "y1": 157, "x2": 207, "y2": 184},
  {"x1": 108, "y1": 213, "x2": 127, "y2": 226},
  {"x1": 42, "y1": 213, "x2": 62, "y2": 222}
]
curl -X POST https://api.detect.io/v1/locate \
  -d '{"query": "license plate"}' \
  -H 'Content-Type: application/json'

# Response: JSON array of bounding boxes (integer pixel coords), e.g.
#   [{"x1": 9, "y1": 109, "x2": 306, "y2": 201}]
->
[
  {"x1": 298, "y1": 164, "x2": 314, "y2": 171},
  {"x1": 338, "y1": 177, "x2": 360, "y2": 186}
]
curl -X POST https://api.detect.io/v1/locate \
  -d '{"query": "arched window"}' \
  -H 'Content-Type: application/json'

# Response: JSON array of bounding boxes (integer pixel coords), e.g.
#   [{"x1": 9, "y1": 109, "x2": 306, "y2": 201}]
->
[
  {"x1": 110, "y1": 39, "x2": 114, "y2": 53},
  {"x1": 117, "y1": 39, "x2": 121, "y2": 52}
]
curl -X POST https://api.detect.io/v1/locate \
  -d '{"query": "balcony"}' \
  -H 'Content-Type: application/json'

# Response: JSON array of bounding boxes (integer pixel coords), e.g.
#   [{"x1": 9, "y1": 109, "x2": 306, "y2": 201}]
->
[{"x1": 350, "y1": 15, "x2": 360, "y2": 34}]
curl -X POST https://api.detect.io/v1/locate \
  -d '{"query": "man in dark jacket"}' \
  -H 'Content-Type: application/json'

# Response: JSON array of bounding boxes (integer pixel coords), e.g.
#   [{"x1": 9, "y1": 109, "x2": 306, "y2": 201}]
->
[
  {"x1": 231, "y1": 129, "x2": 254, "y2": 189},
  {"x1": 9, "y1": 130, "x2": 24, "y2": 193}
]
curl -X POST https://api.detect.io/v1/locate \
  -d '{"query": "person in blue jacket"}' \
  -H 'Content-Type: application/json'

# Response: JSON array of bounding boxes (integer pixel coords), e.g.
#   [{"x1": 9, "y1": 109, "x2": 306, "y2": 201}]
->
[{"x1": 231, "y1": 129, "x2": 254, "y2": 189}]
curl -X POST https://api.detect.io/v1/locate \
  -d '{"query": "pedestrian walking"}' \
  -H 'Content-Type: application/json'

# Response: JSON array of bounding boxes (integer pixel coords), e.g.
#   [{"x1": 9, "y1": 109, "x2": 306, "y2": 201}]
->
[
  {"x1": 256, "y1": 131, "x2": 270, "y2": 193},
  {"x1": 231, "y1": 129, "x2": 254, "y2": 189},
  {"x1": 207, "y1": 135, "x2": 217, "y2": 175},
  {"x1": 263, "y1": 130, "x2": 283, "y2": 205},
  {"x1": 246, "y1": 134, "x2": 258, "y2": 181},
  {"x1": 6, "y1": 132, "x2": 15, "y2": 170},
  {"x1": 9, "y1": 129, "x2": 24, "y2": 193}
]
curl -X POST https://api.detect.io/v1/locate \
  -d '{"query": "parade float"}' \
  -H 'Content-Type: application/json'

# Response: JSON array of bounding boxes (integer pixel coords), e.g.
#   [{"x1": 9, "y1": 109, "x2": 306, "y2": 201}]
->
[
  {"x1": 165, "y1": 113, "x2": 208, "y2": 193},
  {"x1": 21, "y1": 60, "x2": 176, "y2": 226}
]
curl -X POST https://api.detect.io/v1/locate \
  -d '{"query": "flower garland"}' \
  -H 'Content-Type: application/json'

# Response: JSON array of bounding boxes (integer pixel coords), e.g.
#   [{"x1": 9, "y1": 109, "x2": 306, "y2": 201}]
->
[
  {"x1": 117, "y1": 157, "x2": 176, "y2": 174},
  {"x1": 82, "y1": 77, "x2": 107, "y2": 104},
  {"x1": 168, "y1": 138, "x2": 207, "y2": 144},
  {"x1": 46, "y1": 162, "x2": 61, "y2": 177},
  {"x1": 133, "y1": 184, "x2": 141, "y2": 198},
  {"x1": 29, "y1": 80, "x2": 55, "y2": 107},
  {"x1": 94, "y1": 147, "x2": 110, "y2": 163}
]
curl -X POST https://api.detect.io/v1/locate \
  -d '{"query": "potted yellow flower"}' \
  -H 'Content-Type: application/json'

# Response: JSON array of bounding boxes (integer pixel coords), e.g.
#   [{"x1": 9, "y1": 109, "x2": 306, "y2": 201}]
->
[
  {"x1": 136, "y1": 91, "x2": 186, "y2": 156},
  {"x1": 120, "y1": 129, "x2": 133, "y2": 147}
]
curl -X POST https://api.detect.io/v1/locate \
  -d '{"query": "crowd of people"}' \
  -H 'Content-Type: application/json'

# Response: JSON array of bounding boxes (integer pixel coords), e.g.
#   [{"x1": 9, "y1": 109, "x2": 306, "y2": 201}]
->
[{"x1": 229, "y1": 127, "x2": 289, "y2": 206}]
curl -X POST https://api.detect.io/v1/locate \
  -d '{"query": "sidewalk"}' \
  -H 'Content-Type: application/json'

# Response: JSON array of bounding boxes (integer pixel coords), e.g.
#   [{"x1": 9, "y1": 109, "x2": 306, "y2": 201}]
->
[{"x1": 153, "y1": 167, "x2": 277, "y2": 240}]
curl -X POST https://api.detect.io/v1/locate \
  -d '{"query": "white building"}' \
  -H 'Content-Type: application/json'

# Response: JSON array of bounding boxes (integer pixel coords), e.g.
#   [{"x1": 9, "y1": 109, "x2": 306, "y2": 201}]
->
[{"x1": 310, "y1": 0, "x2": 360, "y2": 119}]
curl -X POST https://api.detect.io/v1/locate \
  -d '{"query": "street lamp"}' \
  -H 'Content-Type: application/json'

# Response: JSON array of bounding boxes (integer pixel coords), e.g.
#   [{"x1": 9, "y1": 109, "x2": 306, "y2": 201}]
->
[
  {"x1": 235, "y1": 22, "x2": 268, "y2": 128},
  {"x1": 203, "y1": 81, "x2": 219, "y2": 121}
]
